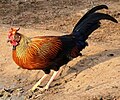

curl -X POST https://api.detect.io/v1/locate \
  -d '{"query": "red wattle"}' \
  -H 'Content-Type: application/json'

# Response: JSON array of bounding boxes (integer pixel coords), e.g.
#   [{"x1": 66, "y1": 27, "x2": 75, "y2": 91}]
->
[{"x1": 11, "y1": 40, "x2": 18, "y2": 46}]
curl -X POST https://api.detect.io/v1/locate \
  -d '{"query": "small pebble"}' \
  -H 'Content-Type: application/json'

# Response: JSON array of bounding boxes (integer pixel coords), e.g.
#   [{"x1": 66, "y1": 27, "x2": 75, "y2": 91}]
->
[
  {"x1": 4, "y1": 88, "x2": 14, "y2": 93},
  {"x1": 107, "y1": 53, "x2": 114, "y2": 57},
  {"x1": 85, "y1": 85, "x2": 93, "y2": 91}
]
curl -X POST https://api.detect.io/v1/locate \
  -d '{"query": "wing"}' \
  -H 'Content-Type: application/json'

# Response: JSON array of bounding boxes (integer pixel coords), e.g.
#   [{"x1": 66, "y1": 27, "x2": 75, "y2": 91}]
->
[
  {"x1": 30, "y1": 36, "x2": 62, "y2": 60},
  {"x1": 22, "y1": 36, "x2": 64, "y2": 70}
]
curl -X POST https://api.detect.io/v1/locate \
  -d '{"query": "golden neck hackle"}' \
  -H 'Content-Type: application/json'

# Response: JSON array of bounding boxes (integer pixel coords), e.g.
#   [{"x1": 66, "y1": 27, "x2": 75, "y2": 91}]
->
[{"x1": 15, "y1": 35, "x2": 31, "y2": 58}]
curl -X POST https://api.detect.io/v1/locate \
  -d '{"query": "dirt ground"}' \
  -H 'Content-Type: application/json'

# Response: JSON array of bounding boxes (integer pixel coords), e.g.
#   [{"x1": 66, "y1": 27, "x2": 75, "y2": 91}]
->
[{"x1": 0, "y1": 0, "x2": 120, "y2": 100}]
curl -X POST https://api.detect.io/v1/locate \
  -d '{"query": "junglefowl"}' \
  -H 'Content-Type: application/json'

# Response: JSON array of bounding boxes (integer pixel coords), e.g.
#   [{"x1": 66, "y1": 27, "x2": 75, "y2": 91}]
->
[{"x1": 7, "y1": 5, "x2": 118, "y2": 92}]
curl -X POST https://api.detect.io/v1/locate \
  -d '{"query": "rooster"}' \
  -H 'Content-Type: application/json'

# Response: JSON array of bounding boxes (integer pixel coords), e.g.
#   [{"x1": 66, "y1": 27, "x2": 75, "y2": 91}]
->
[{"x1": 7, "y1": 5, "x2": 118, "y2": 92}]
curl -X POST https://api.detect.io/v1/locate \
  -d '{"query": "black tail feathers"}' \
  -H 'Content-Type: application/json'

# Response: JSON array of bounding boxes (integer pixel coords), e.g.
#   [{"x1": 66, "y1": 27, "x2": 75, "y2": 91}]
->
[
  {"x1": 73, "y1": 5, "x2": 108, "y2": 32},
  {"x1": 72, "y1": 5, "x2": 118, "y2": 42}
]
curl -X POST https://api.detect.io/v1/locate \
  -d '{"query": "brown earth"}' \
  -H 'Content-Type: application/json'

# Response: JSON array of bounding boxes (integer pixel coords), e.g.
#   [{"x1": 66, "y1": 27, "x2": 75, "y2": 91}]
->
[{"x1": 0, "y1": 0, "x2": 120, "y2": 100}]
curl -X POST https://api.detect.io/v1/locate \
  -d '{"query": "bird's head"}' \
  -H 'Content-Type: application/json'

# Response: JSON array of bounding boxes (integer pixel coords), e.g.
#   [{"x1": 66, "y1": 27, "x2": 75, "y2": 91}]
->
[{"x1": 7, "y1": 28, "x2": 21, "y2": 47}]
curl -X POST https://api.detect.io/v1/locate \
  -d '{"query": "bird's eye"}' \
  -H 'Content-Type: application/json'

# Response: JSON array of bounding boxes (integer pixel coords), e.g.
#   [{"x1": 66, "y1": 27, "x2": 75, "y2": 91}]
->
[{"x1": 14, "y1": 34, "x2": 21, "y2": 42}]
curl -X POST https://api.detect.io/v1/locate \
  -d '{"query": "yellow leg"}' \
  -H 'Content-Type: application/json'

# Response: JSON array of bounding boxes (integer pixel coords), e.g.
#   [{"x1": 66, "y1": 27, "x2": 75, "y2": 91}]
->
[
  {"x1": 31, "y1": 74, "x2": 48, "y2": 92},
  {"x1": 43, "y1": 71, "x2": 59, "y2": 90},
  {"x1": 54, "y1": 67, "x2": 63, "y2": 79},
  {"x1": 42, "y1": 68, "x2": 63, "y2": 91},
  {"x1": 31, "y1": 67, "x2": 63, "y2": 92}
]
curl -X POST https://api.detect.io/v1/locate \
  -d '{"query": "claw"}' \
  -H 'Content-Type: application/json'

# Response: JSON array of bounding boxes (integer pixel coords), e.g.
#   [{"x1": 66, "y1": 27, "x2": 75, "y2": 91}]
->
[
  {"x1": 30, "y1": 87, "x2": 39, "y2": 92},
  {"x1": 38, "y1": 86, "x2": 49, "y2": 92},
  {"x1": 38, "y1": 87, "x2": 47, "y2": 92},
  {"x1": 30, "y1": 86, "x2": 49, "y2": 93}
]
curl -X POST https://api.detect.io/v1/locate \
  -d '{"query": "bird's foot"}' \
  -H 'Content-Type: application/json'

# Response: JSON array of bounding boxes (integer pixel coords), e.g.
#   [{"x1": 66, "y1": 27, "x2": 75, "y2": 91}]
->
[
  {"x1": 30, "y1": 87, "x2": 39, "y2": 92},
  {"x1": 30, "y1": 86, "x2": 49, "y2": 93},
  {"x1": 38, "y1": 86, "x2": 49, "y2": 92}
]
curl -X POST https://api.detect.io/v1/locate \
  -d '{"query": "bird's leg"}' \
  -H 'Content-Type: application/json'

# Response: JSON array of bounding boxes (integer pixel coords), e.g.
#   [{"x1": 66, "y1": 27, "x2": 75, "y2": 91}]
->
[
  {"x1": 31, "y1": 68, "x2": 63, "y2": 92},
  {"x1": 43, "y1": 71, "x2": 58, "y2": 90},
  {"x1": 42, "y1": 69, "x2": 62, "y2": 91},
  {"x1": 31, "y1": 74, "x2": 48, "y2": 92},
  {"x1": 54, "y1": 67, "x2": 63, "y2": 79}
]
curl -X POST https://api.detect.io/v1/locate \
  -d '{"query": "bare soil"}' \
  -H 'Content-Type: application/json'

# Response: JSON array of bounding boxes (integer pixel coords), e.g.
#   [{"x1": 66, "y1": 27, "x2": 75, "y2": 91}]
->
[{"x1": 0, "y1": 0, "x2": 120, "y2": 100}]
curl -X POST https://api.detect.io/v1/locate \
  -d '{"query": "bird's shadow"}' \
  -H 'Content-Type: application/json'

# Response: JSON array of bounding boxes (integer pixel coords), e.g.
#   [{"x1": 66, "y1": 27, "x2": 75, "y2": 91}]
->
[{"x1": 60, "y1": 48, "x2": 120, "y2": 79}]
